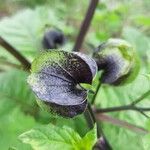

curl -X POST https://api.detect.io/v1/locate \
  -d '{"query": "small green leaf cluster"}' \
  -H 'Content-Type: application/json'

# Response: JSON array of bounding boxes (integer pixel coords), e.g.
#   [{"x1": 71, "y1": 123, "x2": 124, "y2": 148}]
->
[{"x1": 19, "y1": 124, "x2": 97, "y2": 150}]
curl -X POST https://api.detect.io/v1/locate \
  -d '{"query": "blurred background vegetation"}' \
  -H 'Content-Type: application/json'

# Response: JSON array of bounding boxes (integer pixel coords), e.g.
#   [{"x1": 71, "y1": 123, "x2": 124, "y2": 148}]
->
[{"x1": 0, "y1": 0, "x2": 150, "y2": 149}]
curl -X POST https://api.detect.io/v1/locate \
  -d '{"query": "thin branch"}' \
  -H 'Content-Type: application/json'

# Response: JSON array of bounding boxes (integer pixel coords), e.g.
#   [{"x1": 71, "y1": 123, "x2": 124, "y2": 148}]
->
[
  {"x1": 131, "y1": 90, "x2": 150, "y2": 105},
  {"x1": 95, "y1": 90, "x2": 150, "y2": 118},
  {"x1": 76, "y1": 0, "x2": 111, "y2": 146},
  {"x1": 84, "y1": 105, "x2": 95, "y2": 129},
  {"x1": 0, "y1": 36, "x2": 31, "y2": 70},
  {"x1": 137, "y1": 109, "x2": 150, "y2": 118},
  {"x1": 96, "y1": 105, "x2": 150, "y2": 113},
  {"x1": 73, "y1": 0, "x2": 99, "y2": 52},
  {"x1": 91, "y1": 81, "x2": 101, "y2": 104},
  {"x1": 96, "y1": 113, "x2": 148, "y2": 135},
  {"x1": 84, "y1": 103, "x2": 101, "y2": 136},
  {"x1": 0, "y1": 59, "x2": 22, "y2": 69},
  {"x1": 0, "y1": 68, "x2": 5, "y2": 72},
  {"x1": 84, "y1": 103, "x2": 112, "y2": 150}
]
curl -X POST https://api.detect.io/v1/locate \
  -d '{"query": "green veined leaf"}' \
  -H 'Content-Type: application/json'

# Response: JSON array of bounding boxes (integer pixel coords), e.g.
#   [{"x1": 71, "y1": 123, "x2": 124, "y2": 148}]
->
[
  {"x1": 78, "y1": 125, "x2": 97, "y2": 149},
  {"x1": 122, "y1": 27, "x2": 150, "y2": 56},
  {"x1": 0, "y1": 69, "x2": 37, "y2": 149},
  {"x1": 0, "y1": 69, "x2": 36, "y2": 115},
  {"x1": 19, "y1": 124, "x2": 97, "y2": 150},
  {"x1": 0, "y1": 6, "x2": 73, "y2": 63},
  {"x1": 0, "y1": 106, "x2": 36, "y2": 150}
]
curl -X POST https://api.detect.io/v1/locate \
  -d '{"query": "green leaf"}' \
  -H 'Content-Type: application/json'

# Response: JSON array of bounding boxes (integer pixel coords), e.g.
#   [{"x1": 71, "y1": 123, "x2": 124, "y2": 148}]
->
[
  {"x1": 0, "y1": 69, "x2": 37, "y2": 114},
  {"x1": 0, "y1": 106, "x2": 36, "y2": 150},
  {"x1": 0, "y1": 69, "x2": 53, "y2": 125},
  {"x1": 0, "y1": 6, "x2": 73, "y2": 63},
  {"x1": 122, "y1": 27, "x2": 150, "y2": 56},
  {"x1": 94, "y1": 68, "x2": 150, "y2": 150},
  {"x1": 78, "y1": 125, "x2": 97, "y2": 149},
  {"x1": 0, "y1": 69, "x2": 37, "y2": 150},
  {"x1": 134, "y1": 15, "x2": 150, "y2": 26},
  {"x1": 19, "y1": 124, "x2": 97, "y2": 150},
  {"x1": 80, "y1": 83, "x2": 93, "y2": 91}
]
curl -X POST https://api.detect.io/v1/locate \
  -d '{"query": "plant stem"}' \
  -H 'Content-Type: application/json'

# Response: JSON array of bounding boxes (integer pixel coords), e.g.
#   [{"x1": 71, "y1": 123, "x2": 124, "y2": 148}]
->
[
  {"x1": 96, "y1": 113, "x2": 148, "y2": 135},
  {"x1": 96, "y1": 105, "x2": 150, "y2": 113},
  {"x1": 0, "y1": 36, "x2": 31, "y2": 70},
  {"x1": 91, "y1": 81, "x2": 101, "y2": 104},
  {"x1": 0, "y1": 59, "x2": 22, "y2": 69},
  {"x1": 84, "y1": 103, "x2": 102, "y2": 137},
  {"x1": 131, "y1": 90, "x2": 150, "y2": 105},
  {"x1": 84, "y1": 102, "x2": 112, "y2": 149},
  {"x1": 87, "y1": 103, "x2": 102, "y2": 138},
  {"x1": 84, "y1": 105, "x2": 95, "y2": 129},
  {"x1": 95, "y1": 90, "x2": 150, "y2": 118},
  {"x1": 73, "y1": 0, "x2": 99, "y2": 52}
]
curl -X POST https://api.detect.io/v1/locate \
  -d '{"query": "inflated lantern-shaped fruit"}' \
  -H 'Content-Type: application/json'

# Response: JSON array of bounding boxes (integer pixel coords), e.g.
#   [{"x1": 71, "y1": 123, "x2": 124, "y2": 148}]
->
[
  {"x1": 93, "y1": 38, "x2": 140, "y2": 85},
  {"x1": 28, "y1": 50, "x2": 97, "y2": 118},
  {"x1": 42, "y1": 29, "x2": 65, "y2": 49}
]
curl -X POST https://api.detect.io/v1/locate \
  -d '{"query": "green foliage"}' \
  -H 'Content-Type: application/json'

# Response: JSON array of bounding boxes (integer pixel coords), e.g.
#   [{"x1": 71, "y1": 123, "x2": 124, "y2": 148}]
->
[
  {"x1": 0, "y1": 69, "x2": 89, "y2": 149},
  {"x1": 0, "y1": 0, "x2": 150, "y2": 149},
  {"x1": 134, "y1": 15, "x2": 150, "y2": 26},
  {"x1": 0, "y1": 69, "x2": 36, "y2": 115},
  {"x1": 94, "y1": 71, "x2": 150, "y2": 149},
  {"x1": 79, "y1": 125, "x2": 97, "y2": 149},
  {"x1": 0, "y1": 107, "x2": 35, "y2": 150},
  {"x1": 0, "y1": 6, "x2": 74, "y2": 64},
  {"x1": 122, "y1": 27, "x2": 150, "y2": 56},
  {"x1": 0, "y1": 69, "x2": 37, "y2": 149},
  {"x1": 19, "y1": 124, "x2": 97, "y2": 150}
]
